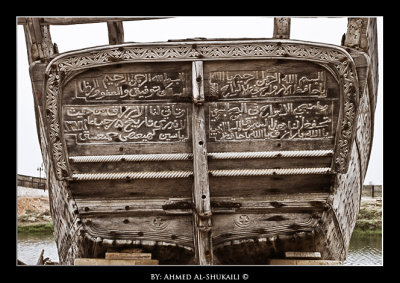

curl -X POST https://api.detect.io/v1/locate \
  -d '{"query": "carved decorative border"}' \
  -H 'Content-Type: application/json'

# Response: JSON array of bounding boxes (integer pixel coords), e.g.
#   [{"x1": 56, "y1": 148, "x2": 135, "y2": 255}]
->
[{"x1": 44, "y1": 40, "x2": 358, "y2": 179}]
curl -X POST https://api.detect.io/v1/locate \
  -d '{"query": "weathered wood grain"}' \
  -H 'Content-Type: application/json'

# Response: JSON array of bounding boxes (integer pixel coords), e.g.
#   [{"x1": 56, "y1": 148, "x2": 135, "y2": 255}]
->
[
  {"x1": 81, "y1": 214, "x2": 194, "y2": 248},
  {"x1": 107, "y1": 21, "x2": 124, "y2": 45},
  {"x1": 273, "y1": 17, "x2": 291, "y2": 39},
  {"x1": 191, "y1": 61, "x2": 213, "y2": 265},
  {"x1": 74, "y1": 258, "x2": 159, "y2": 265},
  {"x1": 18, "y1": 17, "x2": 171, "y2": 25},
  {"x1": 269, "y1": 259, "x2": 342, "y2": 265},
  {"x1": 105, "y1": 252, "x2": 152, "y2": 260},
  {"x1": 22, "y1": 18, "x2": 378, "y2": 265},
  {"x1": 285, "y1": 251, "x2": 321, "y2": 258},
  {"x1": 209, "y1": 174, "x2": 333, "y2": 197},
  {"x1": 70, "y1": 178, "x2": 193, "y2": 199}
]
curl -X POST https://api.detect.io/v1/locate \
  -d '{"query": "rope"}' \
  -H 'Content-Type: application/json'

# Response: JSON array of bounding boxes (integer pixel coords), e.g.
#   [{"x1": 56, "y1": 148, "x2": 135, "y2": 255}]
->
[
  {"x1": 73, "y1": 170, "x2": 193, "y2": 180},
  {"x1": 69, "y1": 150, "x2": 332, "y2": 163},
  {"x1": 72, "y1": 167, "x2": 331, "y2": 180}
]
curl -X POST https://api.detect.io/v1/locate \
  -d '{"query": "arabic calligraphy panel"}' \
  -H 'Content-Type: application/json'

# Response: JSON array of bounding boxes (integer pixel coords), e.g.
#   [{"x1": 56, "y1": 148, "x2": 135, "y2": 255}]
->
[
  {"x1": 73, "y1": 72, "x2": 188, "y2": 101},
  {"x1": 204, "y1": 59, "x2": 339, "y2": 101},
  {"x1": 208, "y1": 101, "x2": 334, "y2": 141},
  {"x1": 209, "y1": 70, "x2": 327, "y2": 99},
  {"x1": 62, "y1": 61, "x2": 192, "y2": 103},
  {"x1": 63, "y1": 103, "x2": 190, "y2": 144}
]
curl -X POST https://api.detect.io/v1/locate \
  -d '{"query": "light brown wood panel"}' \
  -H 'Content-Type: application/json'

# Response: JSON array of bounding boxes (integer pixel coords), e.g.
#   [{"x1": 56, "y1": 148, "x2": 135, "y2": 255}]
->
[
  {"x1": 105, "y1": 252, "x2": 152, "y2": 260},
  {"x1": 82, "y1": 214, "x2": 194, "y2": 247},
  {"x1": 269, "y1": 259, "x2": 341, "y2": 265},
  {"x1": 207, "y1": 140, "x2": 335, "y2": 154},
  {"x1": 74, "y1": 258, "x2": 159, "y2": 265},
  {"x1": 212, "y1": 212, "x2": 319, "y2": 247},
  {"x1": 208, "y1": 157, "x2": 331, "y2": 171},
  {"x1": 209, "y1": 174, "x2": 333, "y2": 197},
  {"x1": 66, "y1": 142, "x2": 192, "y2": 156},
  {"x1": 70, "y1": 178, "x2": 193, "y2": 199},
  {"x1": 70, "y1": 160, "x2": 193, "y2": 174}
]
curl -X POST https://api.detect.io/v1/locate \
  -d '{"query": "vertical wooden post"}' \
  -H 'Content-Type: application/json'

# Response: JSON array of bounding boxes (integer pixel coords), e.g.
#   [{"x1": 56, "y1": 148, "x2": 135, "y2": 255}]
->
[
  {"x1": 22, "y1": 17, "x2": 54, "y2": 64},
  {"x1": 191, "y1": 61, "x2": 213, "y2": 265},
  {"x1": 344, "y1": 18, "x2": 369, "y2": 50},
  {"x1": 273, "y1": 17, "x2": 291, "y2": 39},
  {"x1": 107, "y1": 21, "x2": 124, "y2": 45},
  {"x1": 371, "y1": 185, "x2": 374, "y2": 198}
]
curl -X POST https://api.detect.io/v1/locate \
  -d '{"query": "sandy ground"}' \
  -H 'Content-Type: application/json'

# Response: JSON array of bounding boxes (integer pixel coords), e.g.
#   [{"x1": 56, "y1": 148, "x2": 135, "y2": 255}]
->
[{"x1": 17, "y1": 197, "x2": 51, "y2": 225}]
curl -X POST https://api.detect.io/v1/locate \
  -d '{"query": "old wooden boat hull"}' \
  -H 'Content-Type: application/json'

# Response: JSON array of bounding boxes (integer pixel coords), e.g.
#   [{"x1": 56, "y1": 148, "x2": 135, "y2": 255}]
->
[{"x1": 22, "y1": 17, "x2": 378, "y2": 265}]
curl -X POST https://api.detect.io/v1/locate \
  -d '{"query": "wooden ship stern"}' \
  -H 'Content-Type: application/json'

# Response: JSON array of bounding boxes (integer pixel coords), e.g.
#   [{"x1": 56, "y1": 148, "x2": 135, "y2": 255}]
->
[{"x1": 19, "y1": 17, "x2": 379, "y2": 265}]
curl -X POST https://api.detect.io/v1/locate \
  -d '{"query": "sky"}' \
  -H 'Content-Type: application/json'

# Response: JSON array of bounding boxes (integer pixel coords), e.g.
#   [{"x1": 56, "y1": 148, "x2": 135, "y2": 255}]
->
[{"x1": 16, "y1": 16, "x2": 383, "y2": 184}]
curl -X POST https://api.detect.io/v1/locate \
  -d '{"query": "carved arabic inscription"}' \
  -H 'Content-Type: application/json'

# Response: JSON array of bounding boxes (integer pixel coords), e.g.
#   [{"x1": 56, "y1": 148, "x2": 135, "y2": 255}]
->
[
  {"x1": 74, "y1": 72, "x2": 188, "y2": 101},
  {"x1": 63, "y1": 103, "x2": 189, "y2": 143},
  {"x1": 208, "y1": 101, "x2": 334, "y2": 141},
  {"x1": 209, "y1": 71, "x2": 327, "y2": 99}
]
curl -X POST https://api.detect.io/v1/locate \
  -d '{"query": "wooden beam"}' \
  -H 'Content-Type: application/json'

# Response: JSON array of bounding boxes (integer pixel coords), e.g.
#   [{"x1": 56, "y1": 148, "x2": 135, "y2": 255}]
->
[
  {"x1": 285, "y1": 251, "x2": 321, "y2": 259},
  {"x1": 269, "y1": 259, "x2": 342, "y2": 265},
  {"x1": 107, "y1": 21, "x2": 124, "y2": 45},
  {"x1": 21, "y1": 17, "x2": 54, "y2": 63},
  {"x1": 17, "y1": 17, "x2": 172, "y2": 25},
  {"x1": 105, "y1": 252, "x2": 152, "y2": 260},
  {"x1": 74, "y1": 258, "x2": 159, "y2": 265},
  {"x1": 273, "y1": 17, "x2": 291, "y2": 39},
  {"x1": 191, "y1": 61, "x2": 213, "y2": 265}
]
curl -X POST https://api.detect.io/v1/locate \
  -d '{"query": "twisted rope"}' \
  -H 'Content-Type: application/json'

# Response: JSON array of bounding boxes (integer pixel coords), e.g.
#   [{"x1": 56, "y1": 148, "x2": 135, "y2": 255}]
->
[
  {"x1": 69, "y1": 150, "x2": 332, "y2": 163},
  {"x1": 72, "y1": 167, "x2": 331, "y2": 180},
  {"x1": 210, "y1": 167, "x2": 331, "y2": 177},
  {"x1": 70, "y1": 153, "x2": 193, "y2": 163},
  {"x1": 208, "y1": 150, "x2": 333, "y2": 159},
  {"x1": 73, "y1": 170, "x2": 193, "y2": 180}
]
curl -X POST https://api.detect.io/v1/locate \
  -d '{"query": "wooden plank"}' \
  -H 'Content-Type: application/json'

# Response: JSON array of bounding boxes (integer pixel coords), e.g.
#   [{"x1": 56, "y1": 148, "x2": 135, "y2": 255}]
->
[
  {"x1": 70, "y1": 178, "x2": 193, "y2": 199},
  {"x1": 269, "y1": 259, "x2": 342, "y2": 265},
  {"x1": 212, "y1": 212, "x2": 319, "y2": 247},
  {"x1": 273, "y1": 17, "x2": 291, "y2": 39},
  {"x1": 191, "y1": 61, "x2": 213, "y2": 265},
  {"x1": 74, "y1": 258, "x2": 158, "y2": 265},
  {"x1": 285, "y1": 251, "x2": 321, "y2": 259},
  {"x1": 18, "y1": 17, "x2": 172, "y2": 25},
  {"x1": 107, "y1": 21, "x2": 124, "y2": 45},
  {"x1": 209, "y1": 174, "x2": 332, "y2": 197},
  {"x1": 107, "y1": 248, "x2": 143, "y2": 253},
  {"x1": 105, "y1": 252, "x2": 152, "y2": 260}
]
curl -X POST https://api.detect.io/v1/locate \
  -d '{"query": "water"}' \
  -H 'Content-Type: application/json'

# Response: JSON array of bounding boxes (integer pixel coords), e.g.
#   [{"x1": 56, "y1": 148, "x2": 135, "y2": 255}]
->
[
  {"x1": 343, "y1": 233, "x2": 383, "y2": 266},
  {"x1": 17, "y1": 232, "x2": 382, "y2": 265},
  {"x1": 17, "y1": 234, "x2": 59, "y2": 265}
]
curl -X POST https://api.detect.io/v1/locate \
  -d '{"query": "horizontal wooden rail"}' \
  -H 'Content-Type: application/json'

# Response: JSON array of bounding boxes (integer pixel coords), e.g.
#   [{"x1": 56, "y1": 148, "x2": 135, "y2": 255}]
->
[{"x1": 17, "y1": 17, "x2": 172, "y2": 25}]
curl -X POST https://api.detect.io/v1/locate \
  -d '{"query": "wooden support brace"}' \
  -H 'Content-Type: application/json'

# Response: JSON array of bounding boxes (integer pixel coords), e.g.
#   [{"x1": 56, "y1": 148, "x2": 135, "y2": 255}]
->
[
  {"x1": 107, "y1": 21, "x2": 124, "y2": 45},
  {"x1": 191, "y1": 61, "x2": 213, "y2": 265},
  {"x1": 273, "y1": 17, "x2": 291, "y2": 39},
  {"x1": 22, "y1": 17, "x2": 54, "y2": 64}
]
